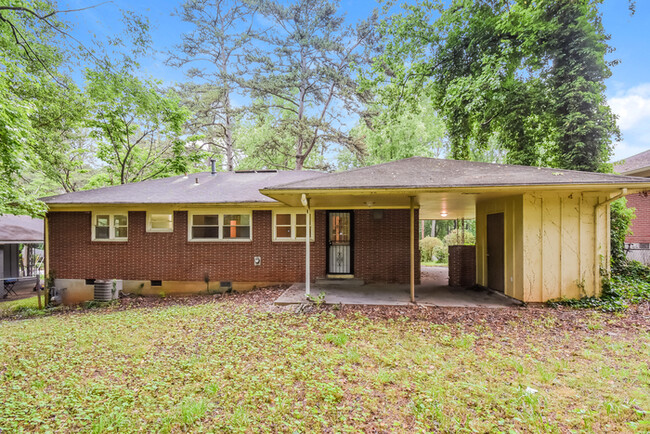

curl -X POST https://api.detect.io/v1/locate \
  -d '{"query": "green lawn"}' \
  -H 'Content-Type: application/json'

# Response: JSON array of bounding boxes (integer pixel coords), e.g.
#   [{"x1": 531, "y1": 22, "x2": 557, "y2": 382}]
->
[
  {"x1": 421, "y1": 261, "x2": 448, "y2": 267},
  {"x1": 0, "y1": 296, "x2": 43, "y2": 315},
  {"x1": 0, "y1": 294, "x2": 648, "y2": 432}
]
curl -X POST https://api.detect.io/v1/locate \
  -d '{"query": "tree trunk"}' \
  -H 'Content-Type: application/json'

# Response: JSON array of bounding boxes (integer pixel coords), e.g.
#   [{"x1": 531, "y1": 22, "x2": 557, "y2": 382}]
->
[
  {"x1": 295, "y1": 153, "x2": 305, "y2": 170},
  {"x1": 223, "y1": 77, "x2": 235, "y2": 172},
  {"x1": 224, "y1": 112, "x2": 234, "y2": 172}
]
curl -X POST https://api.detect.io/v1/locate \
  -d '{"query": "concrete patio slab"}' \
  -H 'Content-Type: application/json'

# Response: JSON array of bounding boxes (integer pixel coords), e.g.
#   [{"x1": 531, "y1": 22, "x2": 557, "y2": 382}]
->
[
  {"x1": 275, "y1": 283, "x2": 521, "y2": 307},
  {"x1": 275, "y1": 266, "x2": 522, "y2": 308}
]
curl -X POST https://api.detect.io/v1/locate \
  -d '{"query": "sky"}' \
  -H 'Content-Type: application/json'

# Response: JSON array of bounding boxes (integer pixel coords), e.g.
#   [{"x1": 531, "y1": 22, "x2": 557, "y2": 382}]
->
[{"x1": 61, "y1": 0, "x2": 650, "y2": 164}]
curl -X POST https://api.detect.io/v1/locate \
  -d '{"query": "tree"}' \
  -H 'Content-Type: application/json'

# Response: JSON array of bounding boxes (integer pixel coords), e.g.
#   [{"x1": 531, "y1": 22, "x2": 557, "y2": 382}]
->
[
  {"x1": 168, "y1": 0, "x2": 258, "y2": 172},
  {"x1": 364, "y1": 0, "x2": 619, "y2": 172},
  {"x1": 0, "y1": 1, "x2": 160, "y2": 212},
  {"x1": 351, "y1": 96, "x2": 447, "y2": 166},
  {"x1": 85, "y1": 69, "x2": 198, "y2": 185},
  {"x1": 0, "y1": 0, "x2": 75, "y2": 214},
  {"x1": 242, "y1": 0, "x2": 378, "y2": 170}
]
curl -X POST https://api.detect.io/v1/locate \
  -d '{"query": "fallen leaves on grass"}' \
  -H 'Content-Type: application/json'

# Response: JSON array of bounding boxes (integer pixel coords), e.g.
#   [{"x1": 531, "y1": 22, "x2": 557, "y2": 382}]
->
[{"x1": 0, "y1": 289, "x2": 648, "y2": 432}]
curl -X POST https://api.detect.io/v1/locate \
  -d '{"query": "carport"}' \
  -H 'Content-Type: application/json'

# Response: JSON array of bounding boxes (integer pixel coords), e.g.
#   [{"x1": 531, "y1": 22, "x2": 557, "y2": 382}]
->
[
  {"x1": 0, "y1": 215, "x2": 44, "y2": 299},
  {"x1": 262, "y1": 157, "x2": 650, "y2": 304}
]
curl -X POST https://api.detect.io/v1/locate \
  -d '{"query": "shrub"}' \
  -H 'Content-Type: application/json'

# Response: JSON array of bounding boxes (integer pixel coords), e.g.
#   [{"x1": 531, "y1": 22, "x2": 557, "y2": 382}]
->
[
  {"x1": 420, "y1": 236, "x2": 443, "y2": 262},
  {"x1": 444, "y1": 229, "x2": 475, "y2": 246},
  {"x1": 610, "y1": 198, "x2": 635, "y2": 274},
  {"x1": 433, "y1": 243, "x2": 448, "y2": 263}
]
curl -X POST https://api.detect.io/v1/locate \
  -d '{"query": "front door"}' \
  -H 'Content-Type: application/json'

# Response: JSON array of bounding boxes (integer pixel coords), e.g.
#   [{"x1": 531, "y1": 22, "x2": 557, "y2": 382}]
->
[
  {"x1": 487, "y1": 212, "x2": 505, "y2": 292},
  {"x1": 327, "y1": 211, "x2": 353, "y2": 275}
]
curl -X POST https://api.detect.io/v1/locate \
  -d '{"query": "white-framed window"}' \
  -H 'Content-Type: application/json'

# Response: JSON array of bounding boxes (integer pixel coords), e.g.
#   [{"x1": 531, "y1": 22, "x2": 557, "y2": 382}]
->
[
  {"x1": 272, "y1": 211, "x2": 314, "y2": 241},
  {"x1": 93, "y1": 213, "x2": 128, "y2": 241},
  {"x1": 188, "y1": 211, "x2": 252, "y2": 241},
  {"x1": 147, "y1": 212, "x2": 173, "y2": 232}
]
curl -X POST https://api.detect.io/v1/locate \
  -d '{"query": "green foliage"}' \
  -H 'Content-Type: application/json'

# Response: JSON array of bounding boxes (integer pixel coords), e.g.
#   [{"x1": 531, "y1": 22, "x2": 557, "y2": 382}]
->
[
  {"x1": 0, "y1": 0, "x2": 65, "y2": 214},
  {"x1": 549, "y1": 272, "x2": 650, "y2": 312},
  {"x1": 235, "y1": 102, "x2": 328, "y2": 170},
  {"x1": 610, "y1": 198, "x2": 635, "y2": 273},
  {"x1": 306, "y1": 291, "x2": 327, "y2": 306},
  {"x1": 351, "y1": 97, "x2": 447, "y2": 166},
  {"x1": 85, "y1": 69, "x2": 198, "y2": 185},
  {"x1": 170, "y1": 0, "x2": 258, "y2": 171},
  {"x1": 444, "y1": 229, "x2": 475, "y2": 246},
  {"x1": 419, "y1": 236, "x2": 443, "y2": 263},
  {"x1": 365, "y1": 0, "x2": 618, "y2": 171},
  {"x1": 242, "y1": 0, "x2": 377, "y2": 170}
]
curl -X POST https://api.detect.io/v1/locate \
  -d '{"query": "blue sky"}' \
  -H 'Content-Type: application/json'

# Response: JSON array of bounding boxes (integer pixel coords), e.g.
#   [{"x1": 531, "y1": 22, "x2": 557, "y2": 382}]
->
[{"x1": 62, "y1": 0, "x2": 649, "y2": 163}]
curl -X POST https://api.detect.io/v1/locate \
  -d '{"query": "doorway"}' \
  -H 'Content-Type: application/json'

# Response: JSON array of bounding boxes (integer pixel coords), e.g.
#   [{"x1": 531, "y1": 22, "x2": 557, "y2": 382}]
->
[
  {"x1": 487, "y1": 213, "x2": 505, "y2": 292},
  {"x1": 327, "y1": 211, "x2": 353, "y2": 275}
]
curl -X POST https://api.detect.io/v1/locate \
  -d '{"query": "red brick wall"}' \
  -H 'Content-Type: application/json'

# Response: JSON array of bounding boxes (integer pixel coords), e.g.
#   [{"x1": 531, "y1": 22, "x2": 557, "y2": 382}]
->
[
  {"x1": 627, "y1": 193, "x2": 650, "y2": 243},
  {"x1": 353, "y1": 209, "x2": 420, "y2": 284},
  {"x1": 448, "y1": 245, "x2": 476, "y2": 287},
  {"x1": 48, "y1": 209, "x2": 418, "y2": 284}
]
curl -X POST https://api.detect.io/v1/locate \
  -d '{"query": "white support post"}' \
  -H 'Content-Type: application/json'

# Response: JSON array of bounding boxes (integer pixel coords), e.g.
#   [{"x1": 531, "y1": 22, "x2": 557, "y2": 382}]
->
[
  {"x1": 302, "y1": 194, "x2": 311, "y2": 298},
  {"x1": 410, "y1": 196, "x2": 415, "y2": 303}
]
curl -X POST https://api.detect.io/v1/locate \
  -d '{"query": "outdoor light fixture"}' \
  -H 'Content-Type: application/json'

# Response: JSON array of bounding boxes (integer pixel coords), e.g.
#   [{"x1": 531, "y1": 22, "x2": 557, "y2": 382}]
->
[
  {"x1": 440, "y1": 211, "x2": 448, "y2": 217},
  {"x1": 365, "y1": 201, "x2": 375, "y2": 207}
]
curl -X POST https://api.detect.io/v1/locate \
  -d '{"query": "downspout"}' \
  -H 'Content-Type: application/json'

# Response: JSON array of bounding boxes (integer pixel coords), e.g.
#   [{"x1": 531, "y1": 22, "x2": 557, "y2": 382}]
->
[
  {"x1": 301, "y1": 194, "x2": 311, "y2": 297},
  {"x1": 410, "y1": 196, "x2": 415, "y2": 303},
  {"x1": 594, "y1": 188, "x2": 628, "y2": 293},
  {"x1": 43, "y1": 214, "x2": 49, "y2": 309},
  {"x1": 44, "y1": 214, "x2": 49, "y2": 281}
]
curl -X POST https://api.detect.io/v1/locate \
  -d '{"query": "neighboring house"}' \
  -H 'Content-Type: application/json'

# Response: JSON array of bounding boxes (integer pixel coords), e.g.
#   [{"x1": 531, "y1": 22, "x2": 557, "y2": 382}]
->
[
  {"x1": 0, "y1": 215, "x2": 44, "y2": 279},
  {"x1": 614, "y1": 149, "x2": 650, "y2": 265},
  {"x1": 42, "y1": 157, "x2": 650, "y2": 304}
]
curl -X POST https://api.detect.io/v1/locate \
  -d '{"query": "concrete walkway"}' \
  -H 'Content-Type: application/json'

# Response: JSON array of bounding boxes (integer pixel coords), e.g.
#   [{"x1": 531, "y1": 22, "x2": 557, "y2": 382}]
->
[{"x1": 275, "y1": 266, "x2": 522, "y2": 308}]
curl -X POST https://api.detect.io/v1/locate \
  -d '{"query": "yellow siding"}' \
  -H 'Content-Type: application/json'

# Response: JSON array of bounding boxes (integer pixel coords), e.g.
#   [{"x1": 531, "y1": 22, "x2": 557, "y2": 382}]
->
[
  {"x1": 477, "y1": 192, "x2": 610, "y2": 302},
  {"x1": 475, "y1": 195, "x2": 524, "y2": 300}
]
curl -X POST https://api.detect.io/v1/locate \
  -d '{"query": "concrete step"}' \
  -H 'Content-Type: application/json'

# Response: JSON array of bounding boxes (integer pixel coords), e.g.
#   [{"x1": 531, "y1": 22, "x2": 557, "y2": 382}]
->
[{"x1": 315, "y1": 277, "x2": 365, "y2": 287}]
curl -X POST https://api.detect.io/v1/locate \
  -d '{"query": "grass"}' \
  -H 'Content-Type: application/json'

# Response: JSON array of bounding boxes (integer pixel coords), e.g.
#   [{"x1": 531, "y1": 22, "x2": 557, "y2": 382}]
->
[
  {"x1": 0, "y1": 296, "x2": 46, "y2": 317},
  {"x1": 421, "y1": 261, "x2": 448, "y2": 267},
  {"x1": 0, "y1": 299, "x2": 649, "y2": 432}
]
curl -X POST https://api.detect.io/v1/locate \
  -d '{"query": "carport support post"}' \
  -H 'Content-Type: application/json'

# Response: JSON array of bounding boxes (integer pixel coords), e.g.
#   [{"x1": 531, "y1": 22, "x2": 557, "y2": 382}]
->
[
  {"x1": 302, "y1": 194, "x2": 311, "y2": 298},
  {"x1": 410, "y1": 196, "x2": 415, "y2": 303}
]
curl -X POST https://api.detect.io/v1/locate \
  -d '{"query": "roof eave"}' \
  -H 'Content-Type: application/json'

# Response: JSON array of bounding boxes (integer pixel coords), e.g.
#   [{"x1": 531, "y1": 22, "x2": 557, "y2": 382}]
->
[{"x1": 261, "y1": 182, "x2": 650, "y2": 195}]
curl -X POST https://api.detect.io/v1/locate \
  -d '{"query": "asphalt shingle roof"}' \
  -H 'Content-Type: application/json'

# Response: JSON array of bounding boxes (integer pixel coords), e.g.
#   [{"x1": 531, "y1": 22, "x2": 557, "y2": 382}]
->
[
  {"x1": 0, "y1": 215, "x2": 43, "y2": 243},
  {"x1": 266, "y1": 157, "x2": 650, "y2": 191},
  {"x1": 42, "y1": 171, "x2": 324, "y2": 205},
  {"x1": 614, "y1": 149, "x2": 650, "y2": 174}
]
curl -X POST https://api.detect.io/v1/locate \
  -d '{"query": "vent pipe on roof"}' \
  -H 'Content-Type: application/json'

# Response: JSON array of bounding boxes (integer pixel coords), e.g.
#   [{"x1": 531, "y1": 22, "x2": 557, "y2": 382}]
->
[{"x1": 210, "y1": 158, "x2": 217, "y2": 175}]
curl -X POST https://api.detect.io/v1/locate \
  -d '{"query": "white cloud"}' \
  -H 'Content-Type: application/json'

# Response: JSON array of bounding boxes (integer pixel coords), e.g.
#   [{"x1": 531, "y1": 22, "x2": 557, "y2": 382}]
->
[
  {"x1": 610, "y1": 83, "x2": 650, "y2": 130},
  {"x1": 608, "y1": 83, "x2": 650, "y2": 161}
]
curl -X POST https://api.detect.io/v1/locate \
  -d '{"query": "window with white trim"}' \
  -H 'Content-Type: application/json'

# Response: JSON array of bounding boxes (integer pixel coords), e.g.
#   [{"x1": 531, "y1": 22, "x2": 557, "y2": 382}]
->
[
  {"x1": 148, "y1": 212, "x2": 173, "y2": 232},
  {"x1": 93, "y1": 213, "x2": 128, "y2": 241},
  {"x1": 273, "y1": 212, "x2": 313, "y2": 241},
  {"x1": 189, "y1": 213, "x2": 251, "y2": 241},
  {"x1": 223, "y1": 214, "x2": 251, "y2": 239}
]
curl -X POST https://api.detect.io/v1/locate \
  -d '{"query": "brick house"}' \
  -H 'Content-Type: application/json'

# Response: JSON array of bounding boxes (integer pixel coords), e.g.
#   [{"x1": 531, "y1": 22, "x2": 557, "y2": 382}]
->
[
  {"x1": 43, "y1": 157, "x2": 650, "y2": 304},
  {"x1": 615, "y1": 149, "x2": 650, "y2": 265}
]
